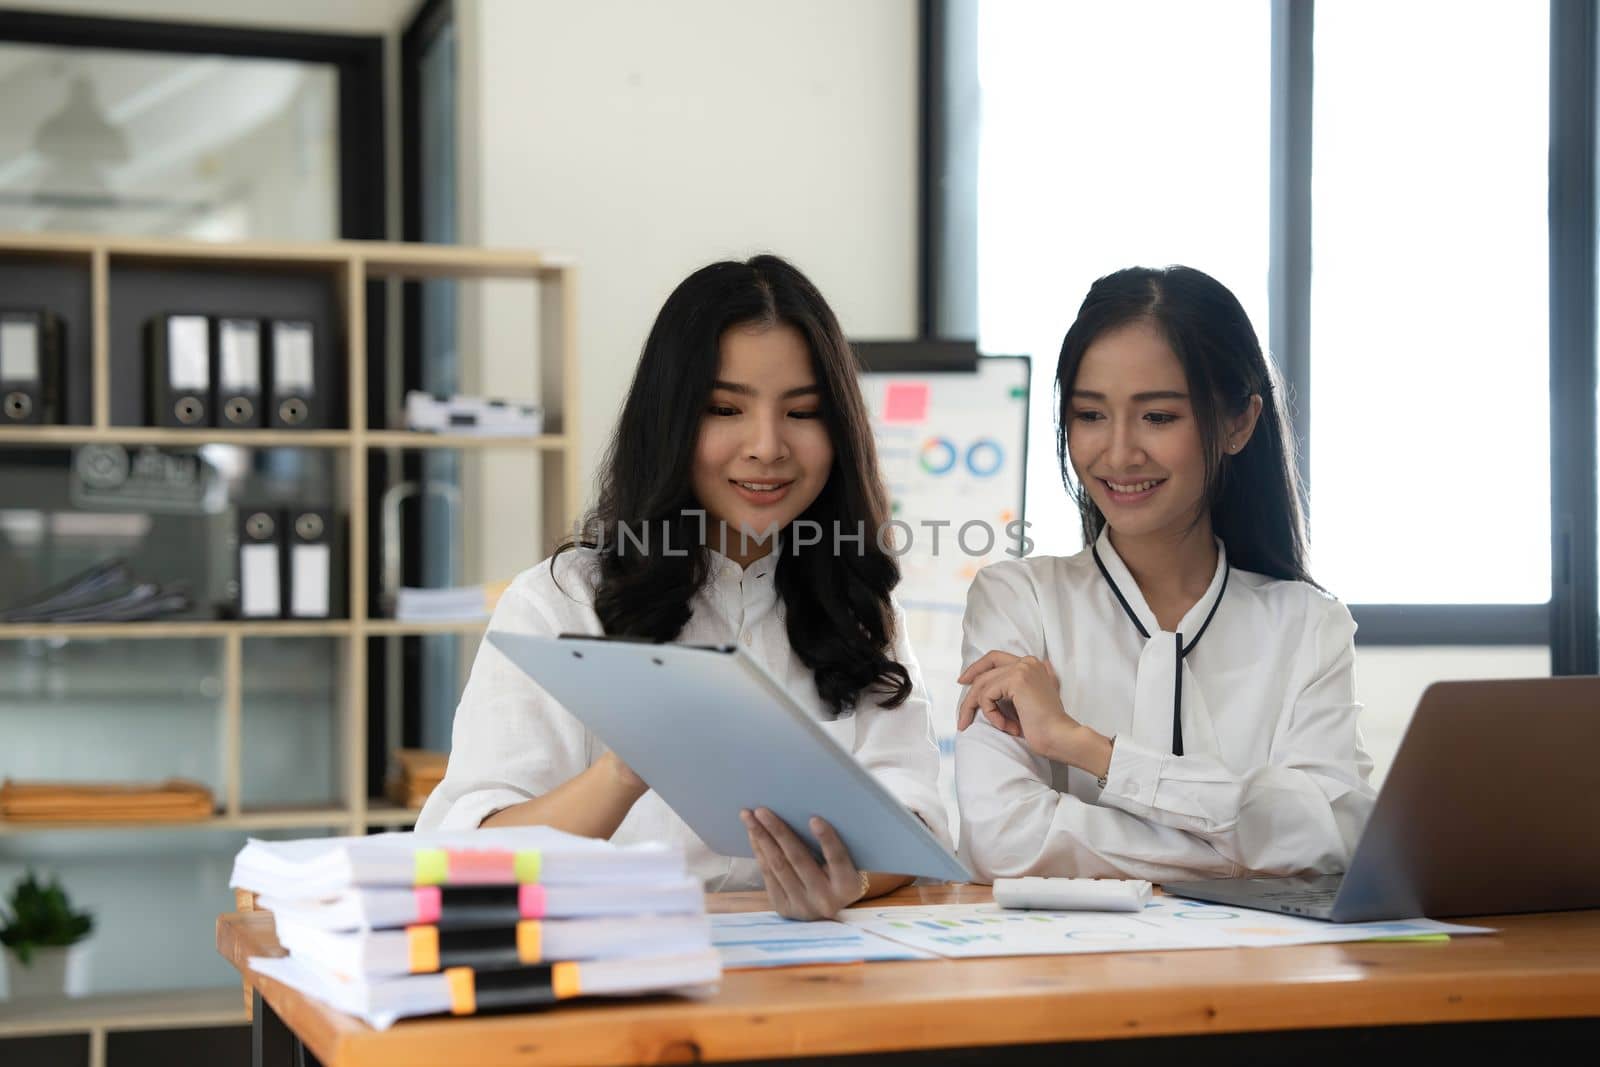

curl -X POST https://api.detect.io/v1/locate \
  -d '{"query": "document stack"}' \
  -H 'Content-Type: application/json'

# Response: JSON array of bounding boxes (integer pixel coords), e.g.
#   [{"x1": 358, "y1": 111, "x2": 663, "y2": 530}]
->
[
  {"x1": 392, "y1": 579, "x2": 508, "y2": 622},
  {"x1": 229, "y1": 827, "x2": 719, "y2": 1029}
]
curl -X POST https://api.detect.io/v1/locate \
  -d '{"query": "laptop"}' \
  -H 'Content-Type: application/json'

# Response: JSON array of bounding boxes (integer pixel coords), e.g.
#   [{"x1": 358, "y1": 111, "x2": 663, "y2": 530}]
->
[{"x1": 1161, "y1": 677, "x2": 1600, "y2": 922}]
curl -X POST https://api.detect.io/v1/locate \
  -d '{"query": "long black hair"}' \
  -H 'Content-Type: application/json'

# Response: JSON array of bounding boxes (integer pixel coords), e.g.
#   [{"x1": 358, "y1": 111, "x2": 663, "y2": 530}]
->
[
  {"x1": 556, "y1": 255, "x2": 911, "y2": 713},
  {"x1": 1055, "y1": 265, "x2": 1314, "y2": 584}
]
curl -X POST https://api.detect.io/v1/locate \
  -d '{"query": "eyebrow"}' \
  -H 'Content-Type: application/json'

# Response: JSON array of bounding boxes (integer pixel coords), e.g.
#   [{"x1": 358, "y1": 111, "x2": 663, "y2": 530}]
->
[
  {"x1": 1072, "y1": 389, "x2": 1190, "y2": 402},
  {"x1": 712, "y1": 380, "x2": 821, "y2": 400}
]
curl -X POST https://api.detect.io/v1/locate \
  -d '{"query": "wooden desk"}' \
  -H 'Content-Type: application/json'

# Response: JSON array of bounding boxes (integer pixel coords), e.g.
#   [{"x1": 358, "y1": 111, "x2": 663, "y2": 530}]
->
[{"x1": 217, "y1": 885, "x2": 1600, "y2": 1067}]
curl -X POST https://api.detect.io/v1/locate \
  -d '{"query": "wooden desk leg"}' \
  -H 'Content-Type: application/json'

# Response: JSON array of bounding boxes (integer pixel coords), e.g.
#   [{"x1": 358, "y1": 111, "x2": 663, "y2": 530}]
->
[{"x1": 236, "y1": 889, "x2": 259, "y2": 1022}]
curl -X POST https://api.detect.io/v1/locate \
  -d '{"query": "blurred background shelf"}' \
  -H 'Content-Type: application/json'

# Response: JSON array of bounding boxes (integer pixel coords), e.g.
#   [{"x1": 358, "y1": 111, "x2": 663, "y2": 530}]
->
[
  {"x1": 0, "y1": 621, "x2": 352, "y2": 640},
  {"x1": 0, "y1": 986, "x2": 245, "y2": 1039}
]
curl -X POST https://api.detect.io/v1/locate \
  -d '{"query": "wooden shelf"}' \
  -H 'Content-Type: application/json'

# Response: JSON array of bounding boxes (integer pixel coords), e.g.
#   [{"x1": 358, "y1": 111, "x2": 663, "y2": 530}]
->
[
  {"x1": 362, "y1": 619, "x2": 488, "y2": 636},
  {"x1": 364, "y1": 804, "x2": 422, "y2": 827},
  {"x1": 0, "y1": 986, "x2": 245, "y2": 1039},
  {"x1": 0, "y1": 232, "x2": 572, "y2": 280},
  {"x1": 0, "y1": 809, "x2": 364, "y2": 836},
  {"x1": 0, "y1": 621, "x2": 350, "y2": 641},
  {"x1": 0, "y1": 620, "x2": 497, "y2": 640},
  {"x1": 0, "y1": 231, "x2": 577, "y2": 1044},
  {"x1": 364, "y1": 430, "x2": 569, "y2": 450},
  {"x1": 0, "y1": 426, "x2": 351, "y2": 448},
  {"x1": 0, "y1": 427, "x2": 572, "y2": 451}
]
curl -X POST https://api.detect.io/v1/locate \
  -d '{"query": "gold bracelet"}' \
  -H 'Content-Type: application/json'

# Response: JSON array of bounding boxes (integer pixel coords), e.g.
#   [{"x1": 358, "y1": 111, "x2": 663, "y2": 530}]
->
[{"x1": 855, "y1": 869, "x2": 872, "y2": 902}]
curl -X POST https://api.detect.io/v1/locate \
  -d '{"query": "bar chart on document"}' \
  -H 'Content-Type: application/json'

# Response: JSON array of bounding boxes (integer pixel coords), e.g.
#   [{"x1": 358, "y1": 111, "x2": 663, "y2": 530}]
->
[{"x1": 861, "y1": 356, "x2": 1031, "y2": 824}]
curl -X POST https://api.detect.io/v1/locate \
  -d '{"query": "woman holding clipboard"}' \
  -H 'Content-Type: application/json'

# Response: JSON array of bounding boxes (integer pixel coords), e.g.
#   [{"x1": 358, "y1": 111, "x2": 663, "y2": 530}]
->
[{"x1": 419, "y1": 256, "x2": 948, "y2": 919}]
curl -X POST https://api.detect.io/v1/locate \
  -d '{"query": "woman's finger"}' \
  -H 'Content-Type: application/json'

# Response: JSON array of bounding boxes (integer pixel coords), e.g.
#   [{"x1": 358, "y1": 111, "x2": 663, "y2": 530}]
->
[
  {"x1": 957, "y1": 665, "x2": 1008, "y2": 731},
  {"x1": 743, "y1": 810, "x2": 802, "y2": 911},
  {"x1": 755, "y1": 808, "x2": 834, "y2": 902},
  {"x1": 957, "y1": 650, "x2": 1019, "y2": 686},
  {"x1": 809, "y1": 817, "x2": 862, "y2": 899}
]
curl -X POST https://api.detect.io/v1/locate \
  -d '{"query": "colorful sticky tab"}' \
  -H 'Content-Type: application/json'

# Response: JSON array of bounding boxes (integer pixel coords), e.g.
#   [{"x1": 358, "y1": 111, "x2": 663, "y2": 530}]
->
[
  {"x1": 516, "y1": 920, "x2": 543, "y2": 964},
  {"x1": 413, "y1": 886, "x2": 442, "y2": 924},
  {"x1": 513, "y1": 850, "x2": 542, "y2": 883},
  {"x1": 406, "y1": 925, "x2": 440, "y2": 973},
  {"x1": 883, "y1": 382, "x2": 930, "y2": 423},
  {"x1": 447, "y1": 848, "x2": 516, "y2": 884},
  {"x1": 551, "y1": 960, "x2": 582, "y2": 1000},
  {"x1": 518, "y1": 883, "x2": 548, "y2": 918},
  {"x1": 414, "y1": 849, "x2": 449, "y2": 886},
  {"x1": 445, "y1": 967, "x2": 476, "y2": 1014}
]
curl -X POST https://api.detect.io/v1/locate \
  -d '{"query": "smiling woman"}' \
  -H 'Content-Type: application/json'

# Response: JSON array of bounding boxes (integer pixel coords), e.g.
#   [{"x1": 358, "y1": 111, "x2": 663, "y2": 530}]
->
[
  {"x1": 418, "y1": 255, "x2": 950, "y2": 921},
  {"x1": 954, "y1": 265, "x2": 1376, "y2": 886}
]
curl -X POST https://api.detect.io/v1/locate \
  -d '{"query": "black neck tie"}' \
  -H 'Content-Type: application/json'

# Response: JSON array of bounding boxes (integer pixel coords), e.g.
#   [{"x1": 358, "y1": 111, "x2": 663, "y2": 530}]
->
[{"x1": 1092, "y1": 545, "x2": 1231, "y2": 756}]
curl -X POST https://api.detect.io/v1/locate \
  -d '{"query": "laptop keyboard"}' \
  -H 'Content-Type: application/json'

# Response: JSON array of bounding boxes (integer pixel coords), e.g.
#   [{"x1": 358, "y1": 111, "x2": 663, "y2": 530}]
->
[{"x1": 1258, "y1": 887, "x2": 1340, "y2": 906}]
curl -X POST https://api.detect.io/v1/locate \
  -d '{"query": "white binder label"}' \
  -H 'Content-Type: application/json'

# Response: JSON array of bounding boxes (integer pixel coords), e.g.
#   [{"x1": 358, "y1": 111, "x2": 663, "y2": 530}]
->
[
  {"x1": 0, "y1": 319, "x2": 39, "y2": 381},
  {"x1": 291, "y1": 543, "x2": 331, "y2": 617},
  {"x1": 219, "y1": 321, "x2": 260, "y2": 390},
  {"x1": 274, "y1": 323, "x2": 315, "y2": 394},
  {"x1": 241, "y1": 543, "x2": 281, "y2": 617},
  {"x1": 168, "y1": 316, "x2": 210, "y2": 390}
]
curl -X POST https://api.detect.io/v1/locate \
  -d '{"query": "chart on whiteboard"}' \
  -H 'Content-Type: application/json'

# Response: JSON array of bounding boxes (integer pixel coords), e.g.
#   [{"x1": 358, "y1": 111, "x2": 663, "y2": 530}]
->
[{"x1": 861, "y1": 356, "x2": 1030, "y2": 824}]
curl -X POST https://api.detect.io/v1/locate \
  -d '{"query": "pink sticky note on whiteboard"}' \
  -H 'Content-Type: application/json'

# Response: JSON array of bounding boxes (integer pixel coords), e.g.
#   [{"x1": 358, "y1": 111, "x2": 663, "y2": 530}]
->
[{"x1": 883, "y1": 382, "x2": 930, "y2": 423}]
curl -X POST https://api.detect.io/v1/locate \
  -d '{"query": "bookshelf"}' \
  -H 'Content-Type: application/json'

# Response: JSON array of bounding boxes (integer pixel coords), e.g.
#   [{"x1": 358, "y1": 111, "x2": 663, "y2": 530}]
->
[{"x1": 0, "y1": 233, "x2": 577, "y2": 1045}]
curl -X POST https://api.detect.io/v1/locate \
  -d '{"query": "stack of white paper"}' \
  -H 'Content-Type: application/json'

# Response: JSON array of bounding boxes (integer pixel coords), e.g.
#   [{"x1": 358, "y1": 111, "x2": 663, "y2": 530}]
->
[
  {"x1": 392, "y1": 584, "x2": 500, "y2": 622},
  {"x1": 231, "y1": 827, "x2": 721, "y2": 1029}
]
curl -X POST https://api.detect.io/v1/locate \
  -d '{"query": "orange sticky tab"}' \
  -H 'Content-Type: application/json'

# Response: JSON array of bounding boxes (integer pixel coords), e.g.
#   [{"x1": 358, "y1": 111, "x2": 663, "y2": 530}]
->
[
  {"x1": 516, "y1": 920, "x2": 542, "y2": 963},
  {"x1": 551, "y1": 961, "x2": 582, "y2": 1000},
  {"x1": 406, "y1": 925, "x2": 439, "y2": 973},
  {"x1": 445, "y1": 967, "x2": 476, "y2": 1015}
]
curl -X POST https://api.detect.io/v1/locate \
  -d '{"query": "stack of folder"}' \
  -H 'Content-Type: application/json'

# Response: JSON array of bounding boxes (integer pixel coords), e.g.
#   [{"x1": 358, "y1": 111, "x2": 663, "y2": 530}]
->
[
  {"x1": 229, "y1": 827, "x2": 720, "y2": 1029},
  {"x1": 0, "y1": 778, "x2": 215, "y2": 822},
  {"x1": 386, "y1": 749, "x2": 448, "y2": 810},
  {"x1": 1, "y1": 559, "x2": 192, "y2": 623}
]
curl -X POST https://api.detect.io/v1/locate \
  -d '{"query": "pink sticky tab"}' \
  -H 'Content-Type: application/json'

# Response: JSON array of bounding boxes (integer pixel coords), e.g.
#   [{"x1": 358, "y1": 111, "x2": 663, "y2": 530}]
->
[
  {"x1": 518, "y1": 883, "x2": 547, "y2": 919},
  {"x1": 883, "y1": 382, "x2": 930, "y2": 424},
  {"x1": 413, "y1": 886, "x2": 442, "y2": 925},
  {"x1": 447, "y1": 848, "x2": 516, "y2": 884}
]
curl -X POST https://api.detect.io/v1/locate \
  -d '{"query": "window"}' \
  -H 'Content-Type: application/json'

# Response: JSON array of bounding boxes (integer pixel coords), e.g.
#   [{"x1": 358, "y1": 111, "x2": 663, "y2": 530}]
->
[
  {"x1": 974, "y1": 0, "x2": 1272, "y2": 558},
  {"x1": 939, "y1": 0, "x2": 1596, "y2": 662},
  {"x1": 1309, "y1": 1, "x2": 1550, "y2": 604}
]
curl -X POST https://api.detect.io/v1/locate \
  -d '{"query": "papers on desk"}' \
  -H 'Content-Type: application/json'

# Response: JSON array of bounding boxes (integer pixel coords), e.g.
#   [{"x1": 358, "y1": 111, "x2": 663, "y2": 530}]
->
[
  {"x1": 837, "y1": 899, "x2": 1494, "y2": 959},
  {"x1": 233, "y1": 827, "x2": 720, "y2": 1027},
  {"x1": 251, "y1": 948, "x2": 722, "y2": 1031},
  {"x1": 710, "y1": 912, "x2": 933, "y2": 969},
  {"x1": 231, "y1": 826, "x2": 687, "y2": 898}
]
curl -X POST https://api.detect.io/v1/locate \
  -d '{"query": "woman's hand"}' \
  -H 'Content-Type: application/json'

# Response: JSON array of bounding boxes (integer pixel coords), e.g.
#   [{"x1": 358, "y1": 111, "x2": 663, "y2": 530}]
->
[
  {"x1": 957, "y1": 650, "x2": 1081, "y2": 762},
  {"x1": 742, "y1": 808, "x2": 869, "y2": 920}
]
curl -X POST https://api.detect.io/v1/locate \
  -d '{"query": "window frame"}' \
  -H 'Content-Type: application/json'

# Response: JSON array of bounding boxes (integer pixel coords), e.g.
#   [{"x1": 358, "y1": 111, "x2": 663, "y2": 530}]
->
[
  {"x1": 0, "y1": 7, "x2": 386, "y2": 243},
  {"x1": 925, "y1": 0, "x2": 1599, "y2": 662}
]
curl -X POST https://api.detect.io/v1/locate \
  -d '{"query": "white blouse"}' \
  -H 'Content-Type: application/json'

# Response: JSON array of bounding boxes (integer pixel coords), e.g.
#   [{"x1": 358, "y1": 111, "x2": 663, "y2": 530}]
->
[
  {"x1": 417, "y1": 546, "x2": 950, "y2": 890},
  {"x1": 955, "y1": 526, "x2": 1376, "y2": 883}
]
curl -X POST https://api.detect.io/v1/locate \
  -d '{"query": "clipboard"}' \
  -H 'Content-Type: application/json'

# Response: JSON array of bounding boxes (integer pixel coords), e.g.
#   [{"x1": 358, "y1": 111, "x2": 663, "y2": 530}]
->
[{"x1": 486, "y1": 631, "x2": 970, "y2": 883}]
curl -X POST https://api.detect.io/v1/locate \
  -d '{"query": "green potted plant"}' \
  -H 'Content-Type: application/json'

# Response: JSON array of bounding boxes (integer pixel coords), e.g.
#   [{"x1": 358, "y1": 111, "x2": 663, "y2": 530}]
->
[{"x1": 0, "y1": 870, "x2": 94, "y2": 1000}]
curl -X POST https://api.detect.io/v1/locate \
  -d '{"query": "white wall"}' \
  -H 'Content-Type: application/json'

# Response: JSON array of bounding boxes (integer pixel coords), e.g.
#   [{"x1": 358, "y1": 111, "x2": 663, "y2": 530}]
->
[
  {"x1": 1355, "y1": 645, "x2": 1550, "y2": 786},
  {"x1": 456, "y1": 0, "x2": 920, "y2": 506}
]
